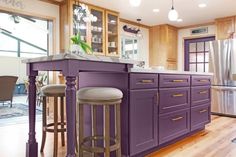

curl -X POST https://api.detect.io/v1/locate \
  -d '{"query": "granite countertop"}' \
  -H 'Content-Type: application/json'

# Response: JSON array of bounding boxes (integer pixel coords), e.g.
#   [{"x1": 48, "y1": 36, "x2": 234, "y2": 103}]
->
[
  {"x1": 22, "y1": 53, "x2": 136, "y2": 65},
  {"x1": 131, "y1": 68, "x2": 213, "y2": 75}
]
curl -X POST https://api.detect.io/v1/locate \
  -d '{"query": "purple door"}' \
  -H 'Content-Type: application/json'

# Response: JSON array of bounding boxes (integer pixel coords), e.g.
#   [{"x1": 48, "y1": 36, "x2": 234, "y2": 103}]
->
[
  {"x1": 184, "y1": 36, "x2": 215, "y2": 72},
  {"x1": 129, "y1": 89, "x2": 158, "y2": 156}
]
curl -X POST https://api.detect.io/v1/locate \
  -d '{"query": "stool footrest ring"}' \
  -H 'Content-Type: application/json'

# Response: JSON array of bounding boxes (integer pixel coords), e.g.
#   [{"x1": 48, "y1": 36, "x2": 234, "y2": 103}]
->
[{"x1": 80, "y1": 136, "x2": 120, "y2": 153}]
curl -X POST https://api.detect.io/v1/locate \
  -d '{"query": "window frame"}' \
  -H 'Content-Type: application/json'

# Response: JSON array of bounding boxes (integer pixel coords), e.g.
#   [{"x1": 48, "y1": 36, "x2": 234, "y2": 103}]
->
[
  {"x1": 121, "y1": 36, "x2": 139, "y2": 60},
  {"x1": 184, "y1": 36, "x2": 215, "y2": 72}
]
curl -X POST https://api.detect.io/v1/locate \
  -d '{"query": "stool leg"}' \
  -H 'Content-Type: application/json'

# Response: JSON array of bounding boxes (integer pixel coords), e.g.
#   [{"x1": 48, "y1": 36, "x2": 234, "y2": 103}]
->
[
  {"x1": 79, "y1": 104, "x2": 84, "y2": 157},
  {"x1": 60, "y1": 96, "x2": 65, "y2": 147},
  {"x1": 53, "y1": 97, "x2": 58, "y2": 157},
  {"x1": 40, "y1": 97, "x2": 47, "y2": 152},
  {"x1": 104, "y1": 105, "x2": 110, "y2": 157},
  {"x1": 91, "y1": 105, "x2": 97, "y2": 157},
  {"x1": 115, "y1": 104, "x2": 121, "y2": 157}
]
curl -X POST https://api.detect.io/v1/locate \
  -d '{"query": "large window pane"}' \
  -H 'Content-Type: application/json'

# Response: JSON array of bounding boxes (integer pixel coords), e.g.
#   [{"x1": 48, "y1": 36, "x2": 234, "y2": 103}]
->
[
  {"x1": 190, "y1": 64, "x2": 196, "y2": 72},
  {"x1": 189, "y1": 43, "x2": 196, "y2": 52},
  {"x1": 0, "y1": 33, "x2": 17, "y2": 51},
  {"x1": 0, "y1": 51, "x2": 17, "y2": 57},
  {"x1": 20, "y1": 42, "x2": 47, "y2": 55},
  {"x1": 205, "y1": 53, "x2": 209, "y2": 62},
  {"x1": 189, "y1": 53, "x2": 196, "y2": 62},
  {"x1": 197, "y1": 63, "x2": 204, "y2": 72},
  {"x1": 197, "y1": 42, "x2": 204, "y2": 52},
  {"x1": 197, "y1": 53, "x2": 204, "y2": 62}
]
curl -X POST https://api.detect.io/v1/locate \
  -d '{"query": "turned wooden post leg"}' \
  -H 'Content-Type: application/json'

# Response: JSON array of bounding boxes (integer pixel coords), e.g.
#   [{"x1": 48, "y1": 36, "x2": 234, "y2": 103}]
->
[
  {"x1": 79, "y1": 104, "x2": 84, "y2": 157},
  {"x1": 104, "y1": 105, "x2": 110, "y2": 157},
  {"x1": 65, "y1": 76, "x2": 76, "y2": 157},
  {"x1": 40, "y1": 97, "x2": 47, "y2": 152},
  {"x1": 26, "y1": 74, "x2": 38, "y2": 157},
  {"x1": 115, "y1": 104, "x2": 122, "y2": 157},
  {"x1": 60, "y1": 96, "x2": 65, "y2": 147},
  {"x1": 54, "y1": 97, "x2": 58, "y2": 157}
]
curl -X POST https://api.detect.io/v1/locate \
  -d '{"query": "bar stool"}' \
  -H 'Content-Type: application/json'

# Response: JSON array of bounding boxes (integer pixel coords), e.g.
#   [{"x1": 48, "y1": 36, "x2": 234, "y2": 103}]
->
[
  {"x1": 77, "y1": 87, "x2": 123, "y2": 157},
  {"x1": 40, "y1": 84, "x2": 66, "y2": 157}
]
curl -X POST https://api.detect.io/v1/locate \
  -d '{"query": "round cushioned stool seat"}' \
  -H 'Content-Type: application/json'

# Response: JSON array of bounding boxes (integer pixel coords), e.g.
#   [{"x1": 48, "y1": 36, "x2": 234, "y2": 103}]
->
[
  {"x1": 41, "y1": 84, "x2": 66, "y2": 96},
  {"x1": 77, "y1": 87, "x2": 123, "y2": 104}
]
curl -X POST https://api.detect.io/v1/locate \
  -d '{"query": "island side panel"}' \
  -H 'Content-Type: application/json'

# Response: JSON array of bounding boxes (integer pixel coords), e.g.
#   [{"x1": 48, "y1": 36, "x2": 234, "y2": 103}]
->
[{"x1": 78, "y1": 72, "x2": 130, "y2": 156}]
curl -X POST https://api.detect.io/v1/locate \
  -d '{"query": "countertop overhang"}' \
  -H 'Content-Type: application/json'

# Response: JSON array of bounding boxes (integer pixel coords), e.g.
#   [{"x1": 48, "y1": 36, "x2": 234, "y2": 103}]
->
[{"x1": 22, "y1": 53, "x2": 135, "y2": 65}]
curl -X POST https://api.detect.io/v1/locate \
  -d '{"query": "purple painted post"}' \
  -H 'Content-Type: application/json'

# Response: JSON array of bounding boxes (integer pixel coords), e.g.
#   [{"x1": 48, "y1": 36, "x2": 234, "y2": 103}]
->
[
  {"x1": 65, "y1": 76, "x2": 77, "y2": 157},
  {"x1": 26, "y1": 64, "x2": 38, "y2": 157}
]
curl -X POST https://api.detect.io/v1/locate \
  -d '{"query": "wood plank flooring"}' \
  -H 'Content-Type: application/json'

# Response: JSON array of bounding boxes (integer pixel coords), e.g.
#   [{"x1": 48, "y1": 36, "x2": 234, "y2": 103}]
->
[{"x1": 0, "y1": 115, "x2": 236, "y2": 157}]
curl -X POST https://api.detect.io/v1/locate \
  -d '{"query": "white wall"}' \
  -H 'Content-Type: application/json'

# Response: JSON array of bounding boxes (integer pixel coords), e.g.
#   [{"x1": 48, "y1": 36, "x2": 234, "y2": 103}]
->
[
  {"x1": 120, "y1": 22, "x2": 149, "y2": 67},
  {"x1": 0, "y1": 56, "x2": 26, "y2": 83},
  {"x1": 0, "y1": 0, "x2": 60, "y2": 83},
  {"x1": 177, "y1": 25, "x2": 216, "y2": 71}
]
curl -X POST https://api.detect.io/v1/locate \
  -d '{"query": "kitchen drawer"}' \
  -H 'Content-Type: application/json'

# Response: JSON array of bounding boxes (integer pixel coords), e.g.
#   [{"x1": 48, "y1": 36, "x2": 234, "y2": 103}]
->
[
  {"x1": 191, "y1": 75, "x2": 212, "y2": 86},
  {"x1": 159, "y1": 109, "x2": 190, "y2": 144},
  {"x1": 191, "y1": 86, "x2": 211, "y2": 107},
  {"x1": 159, "y1": 87, "x2": 190, "y2": 114},
  {"x1": 191, "y1": 103, "x2": 210, "y2": 131},
  {"x1": 159, "y1": 74, "x2": 190, "y2": 88},
  {"x1": 130, "y1": 73, "x2": 158, "y2": 90}
]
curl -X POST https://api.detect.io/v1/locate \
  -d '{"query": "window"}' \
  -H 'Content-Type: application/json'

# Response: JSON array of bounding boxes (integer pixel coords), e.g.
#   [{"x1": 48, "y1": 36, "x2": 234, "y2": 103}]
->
[
  {"x1": 184, "y1": 36, "x2": 215, "y2": 72},
  {"x1": 121, "y1": 37, "x2": 139, "y2": 60},
  {"x1": 0, "y1": 13, "x2": 49, "y2": 58}
]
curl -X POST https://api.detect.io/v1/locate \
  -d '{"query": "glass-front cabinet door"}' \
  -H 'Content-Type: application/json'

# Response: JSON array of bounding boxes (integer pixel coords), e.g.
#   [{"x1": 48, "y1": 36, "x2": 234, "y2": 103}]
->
[
  {"x1": 106, "y1": 11, "x2": 119, "y2": 57},
  {"x1": 73, "y1": 4, "x2": 89, "y2": 43},
  {"x1": 90, "y1": 7, "x2": 105, "y2": 55}
]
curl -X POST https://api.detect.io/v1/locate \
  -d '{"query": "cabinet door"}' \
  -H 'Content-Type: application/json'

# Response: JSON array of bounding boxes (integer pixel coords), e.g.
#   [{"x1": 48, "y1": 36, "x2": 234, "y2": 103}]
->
[
  {"x1": 130, "y1": 89, "x2": 158, "y2": 156},
  {"x1": 89, "y1": 6, "x2": 106, "y2": 55},
  {"x1": 106, "y1": 11, "x2": 120, "y2": 57},
  {"x1": 216, "y1": 17, "x2": 235, "y2": 40}
]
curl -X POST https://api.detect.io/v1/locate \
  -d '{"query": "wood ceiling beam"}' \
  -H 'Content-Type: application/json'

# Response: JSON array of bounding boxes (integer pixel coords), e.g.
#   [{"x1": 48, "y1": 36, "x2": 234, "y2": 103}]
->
[{"x1": 40, "y1": 0, "x2": 65, "y2": 5}]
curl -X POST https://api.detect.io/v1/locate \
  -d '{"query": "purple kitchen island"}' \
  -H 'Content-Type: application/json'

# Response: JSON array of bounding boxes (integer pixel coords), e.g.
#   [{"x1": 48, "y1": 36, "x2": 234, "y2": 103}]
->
[{"x1": 24, "y1": 53, "x2": 212, "y2": 157}]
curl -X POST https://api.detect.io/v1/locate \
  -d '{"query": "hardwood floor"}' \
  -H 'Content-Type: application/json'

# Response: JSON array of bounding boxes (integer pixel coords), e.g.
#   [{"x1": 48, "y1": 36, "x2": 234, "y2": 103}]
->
[
  {"x1": 0, "y1": 115, "x2": 236, "y2": 157},
  {"x1": 147, "y1": 115, "x2": 236, "y2": 157}
]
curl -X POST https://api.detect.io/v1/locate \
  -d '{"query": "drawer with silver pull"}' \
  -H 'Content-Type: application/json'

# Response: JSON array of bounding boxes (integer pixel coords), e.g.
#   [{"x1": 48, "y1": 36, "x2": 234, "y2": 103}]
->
[
  {"x1": 159, "y1": 74, "x2": 190, "y2": 88},
  {"x1": 191, "y1": 86, "x2": 211, "y2": 107},
  {"x1": 191, "y1": 75, "x2": 212, "y2": 86},
  {"x1": 191, "y1": 103, "x2": 210, "y2": 131},
  {"x1": 159, "y1": 87, "x2": 190, "y2": 114},
  {"x1": 159, "y1": 108, "x2": 190, "y2": 144},
  {"x1": 130, "y1": 73, "x2": 158, "y2": 89}
]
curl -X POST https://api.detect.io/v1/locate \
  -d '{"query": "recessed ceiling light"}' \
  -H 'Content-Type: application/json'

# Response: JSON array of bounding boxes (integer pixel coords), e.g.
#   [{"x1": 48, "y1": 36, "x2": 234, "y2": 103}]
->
[
  {"x1": 153, "y1": 9, "x2": 160, "y2": 13},
  {"x1": 198, "y1": 3, "x2": 207, "y2": 8},
  {"x1": 177, "y1": 19, "x2": 183, "y2": 22}
]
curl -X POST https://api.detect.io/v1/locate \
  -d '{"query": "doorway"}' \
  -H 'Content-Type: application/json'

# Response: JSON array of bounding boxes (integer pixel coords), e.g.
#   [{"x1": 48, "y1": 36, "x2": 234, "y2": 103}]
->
[
  {"x1": 0, "y1": 11, "x2": 54, "y2": 125},
  {"x1": 184, "y1": 36, "x2": 215, "y2": 72}
]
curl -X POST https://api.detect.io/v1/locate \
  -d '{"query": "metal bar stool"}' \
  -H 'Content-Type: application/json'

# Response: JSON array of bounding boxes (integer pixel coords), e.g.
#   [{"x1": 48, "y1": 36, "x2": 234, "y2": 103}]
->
[
  {"x1": 40, "y1": 84, "x2": 66, "y2": 157},
  {"x1": 77, "y1": 87, "x2": 123, "y2": 157}
]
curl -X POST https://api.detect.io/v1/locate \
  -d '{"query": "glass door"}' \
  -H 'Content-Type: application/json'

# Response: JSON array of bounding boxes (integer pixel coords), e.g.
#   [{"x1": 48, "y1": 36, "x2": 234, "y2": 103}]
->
[
  {"x1": 73, "y1": 4, "x2": 89, "y2": 43},
  {"x1": 90, "y1": 7, "x2": 105, "y2": 55},
  {"x1": 106, "y1": 11, "x2": 119, "y2": 57},
  {"x1": 184, "y1": 36, "x2": 215, "y2": 72}
]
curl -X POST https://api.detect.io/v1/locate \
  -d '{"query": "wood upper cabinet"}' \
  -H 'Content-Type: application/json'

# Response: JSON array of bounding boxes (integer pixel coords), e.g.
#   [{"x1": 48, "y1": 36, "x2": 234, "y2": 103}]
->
[
  {"x1": 60, "y1": 1, "x2": 120, "y2": 56},
  {"x1": 149, "y1": 25, "x2": 178, "y2": 70},
  {"x1": 216, "y1": 16, "x2": 236, "y2": 40},
  {"x1": 105, "y1": 11, "x2": 120, "y2": 57}
]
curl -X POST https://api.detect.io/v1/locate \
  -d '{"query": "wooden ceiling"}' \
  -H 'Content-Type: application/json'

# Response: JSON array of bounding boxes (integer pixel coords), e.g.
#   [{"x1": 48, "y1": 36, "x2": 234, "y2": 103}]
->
[{"x1": 40, "y1": 0, "x2": 65, "y2": 5}]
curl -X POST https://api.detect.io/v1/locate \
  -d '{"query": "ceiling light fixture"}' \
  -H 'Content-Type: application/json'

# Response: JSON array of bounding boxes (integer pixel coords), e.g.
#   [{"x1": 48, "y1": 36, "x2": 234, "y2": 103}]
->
[
  {"x1": 129, "y1": 0, "x2": 141, "y2": 7},
  {"x1": 168, "y1": 0, "x2": 178, "y2": 21},
  {"x1": 153, "y1": 9, "x2": 160, "y2": 13},
  {"x1": 198, "y1": 3, "x2": 207, "y2": 8}
]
